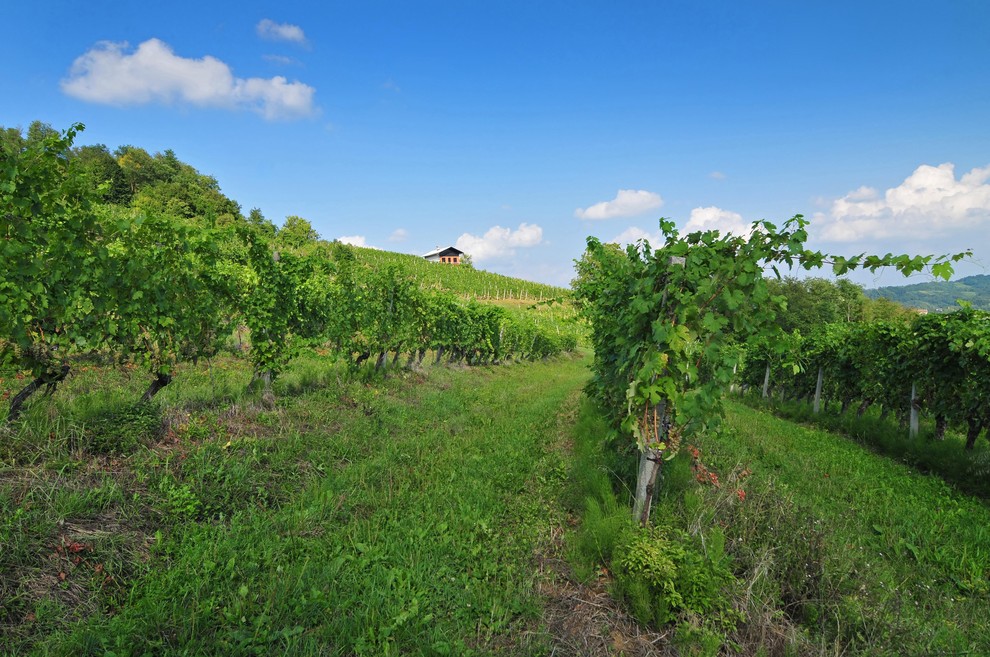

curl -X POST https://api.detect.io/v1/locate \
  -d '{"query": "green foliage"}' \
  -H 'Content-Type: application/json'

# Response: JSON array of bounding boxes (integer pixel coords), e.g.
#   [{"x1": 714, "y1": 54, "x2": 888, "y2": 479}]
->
[
  {"x1": 1, "y1": 123, "x2": 108, "y2": 379},
  {"x1": 240, "y1": 227, "x2": 322, "y2": 385},
  {"x1": 766, "y1": 276, "x2": 914, "y2": 334},
  {"x1": 2, "y1": 121, "x2": 576, "y2": 419},
  {"x1": 104, "y1": 208, "x2": 237, "y2": 394},
  {"x1": 73, "y1": 143, "x2": 131, "y2": 205},
  {"x1": 743, "y1": 307, "x2": 990, "y2": 452},
  {"x1": 574, "y1": 215, "x2": 966, "y2": 526},
  {"x1": 615, "y1": 523, "x2": 735, "y2": 627},
  {"x1": 275, "y1": 215, "x2": 321, "y2": 251},
  {"x1": 315, "y1": 246, "x2": 578, "y2": 372},
  {"x1": 118, "y1": 145, "x2": 242, "y2": 224}
]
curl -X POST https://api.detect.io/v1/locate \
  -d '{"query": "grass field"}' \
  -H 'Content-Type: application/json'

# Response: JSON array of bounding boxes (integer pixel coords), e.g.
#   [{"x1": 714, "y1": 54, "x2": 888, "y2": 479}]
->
[
  {"x1": 743, "y1": 395, "x2": 990, "y2": 500},
  {"x1": 1, "y1": 352, "x2": 590, "y2": 656},
  {"x1": 563, "y1": 397, "x2": 990, "y2": 656},
  {"x1": 701, "y1": 401, "x2": 990, "y2": 654},
  {"x1": 4, "y1": 353, "x2": 990, "y2": 656}
]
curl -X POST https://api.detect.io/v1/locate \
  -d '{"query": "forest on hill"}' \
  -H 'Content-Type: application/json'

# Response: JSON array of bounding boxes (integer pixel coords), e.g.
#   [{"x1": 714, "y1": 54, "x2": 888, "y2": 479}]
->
[{"x1": 865, "y1": 273, "x2": 990, "y2": 311}]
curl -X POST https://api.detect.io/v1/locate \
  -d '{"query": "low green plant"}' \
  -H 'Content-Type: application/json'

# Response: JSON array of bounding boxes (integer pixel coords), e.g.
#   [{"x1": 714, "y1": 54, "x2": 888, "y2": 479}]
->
[
  {"x1": 81, "y1": 402, "x2": 161, "y2": 455},
  {"x1": 674, "y1": 620, "x2": 727, "y2": 657},
  {"x1": 614, "y1": 523, "x2": 735, "y2": 627},
  {"x1": 157, "y1": 475, "x2": 201, "y2": 521}
]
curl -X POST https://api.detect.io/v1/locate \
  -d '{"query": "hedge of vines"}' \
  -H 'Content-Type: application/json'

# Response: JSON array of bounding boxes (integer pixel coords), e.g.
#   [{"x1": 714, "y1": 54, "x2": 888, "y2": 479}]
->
[
  {"x1": 741, "y1": 308, "x2": 990, "y2": 449},
  {"x1": 573, "y1": 216, "x2": 965, "y2": 524},
  {"x1": 1, "y1": 124, "x2": 577, "y2": 421}
]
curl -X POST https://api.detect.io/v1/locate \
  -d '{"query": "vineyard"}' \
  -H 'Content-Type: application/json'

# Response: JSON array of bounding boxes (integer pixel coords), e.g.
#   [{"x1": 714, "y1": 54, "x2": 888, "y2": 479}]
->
[
  {"x1": 1, "y1": 124, "x2": 579, "y2": 423},
  {"x1": 4, "y1": 121, "x2": 990, "y2": 656},
  {"x1": 571, "y1": 216, "x2": 987, "y2": 652},
  {"x1": 349, "y1": 247, "x2": 566, "y2": 302},
  {"x1": 741, "y1": 308, "x2": 990, "y2": 449},
  {"x1": 572, "y1": 216, "x2": 967, "y2": 522}
]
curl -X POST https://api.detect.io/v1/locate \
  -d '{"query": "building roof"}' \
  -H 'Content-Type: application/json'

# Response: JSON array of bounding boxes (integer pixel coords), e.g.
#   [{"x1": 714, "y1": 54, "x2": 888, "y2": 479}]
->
[{"x1": 422, "y1": 245, "x2": 464, "y2": 258}]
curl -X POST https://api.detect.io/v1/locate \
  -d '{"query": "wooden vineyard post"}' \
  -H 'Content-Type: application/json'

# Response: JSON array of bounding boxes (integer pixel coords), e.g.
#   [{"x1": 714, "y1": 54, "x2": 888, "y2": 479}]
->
[
  {"x1": 633, "y1": 402, "x2": 666, "y2": 526},
  {"x1": 632, "y1": 255, "x2": 683, "y2": 527},
  {"x1": 762, "y1": 364, "x2": 771, "y2": 399},
  {"x1": 813, "y1": 366, "x2": 824, "y2": 414},
  {"x1": 909, "y1": 382, "x2": 920, "y2": 439}
]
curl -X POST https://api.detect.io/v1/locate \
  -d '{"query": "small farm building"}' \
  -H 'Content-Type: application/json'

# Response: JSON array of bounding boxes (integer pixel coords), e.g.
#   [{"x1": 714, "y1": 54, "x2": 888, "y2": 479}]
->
[{"x1": 423, "y1": 246, "x2": 464, "y2": 264}]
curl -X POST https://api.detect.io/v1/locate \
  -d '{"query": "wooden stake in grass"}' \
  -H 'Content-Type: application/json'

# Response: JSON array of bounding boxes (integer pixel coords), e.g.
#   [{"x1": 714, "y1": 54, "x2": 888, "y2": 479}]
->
[
  {"x1": 633, "y1": 401, "x2": 667, "y2": 526},
  {"x1": 813, "y1": 366, "x2": 824, "y2": 414},
  {"x1": 909, "y1": 382, "x2": 919, "y2": 439}
]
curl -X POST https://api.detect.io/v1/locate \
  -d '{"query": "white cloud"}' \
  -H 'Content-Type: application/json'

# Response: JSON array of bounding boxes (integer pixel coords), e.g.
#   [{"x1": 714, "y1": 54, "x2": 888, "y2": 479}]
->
[
  {"x1": 256, "y1": 19, "x2": 308, "y2": 45},
  {"x1": 382, "y1": 79, "x2": 401, "y2": 93},
  {"x1": 709, "y1": 171, "x2": 727, "y2": 180},
  {"x1": 388, "y1": 228, "x2": 408, "y2": 242},
  {"x1": 61, "y1": 39, "x2": 316, "y2": 120},
  {"x1": 455, "y1": 223, "x2": 543, "y2": 261},
  {"x1": 608, "y1": 226, "x2": 662, "y2": 248},
  {"x1": 817, "y1": 163, "x2": 990, "y2": 242},
  {"x1": 338, "y1": 235, "x2": 376, "y2": 248},
  {"x1": 574, "y1": 189, "x2": 664, "y2": 220},
  {"x1": 263, "y1": 54, "x2": 298, "y2": 66},
  {"x1": 684, "y1": 206, "x2": 752, "y2": 236}
]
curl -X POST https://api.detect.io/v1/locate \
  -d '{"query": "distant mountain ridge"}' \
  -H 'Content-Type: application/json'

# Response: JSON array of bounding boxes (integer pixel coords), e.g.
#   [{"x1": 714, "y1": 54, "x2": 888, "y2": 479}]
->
[{"x1": 865, "y1": 274, "x2": 990, "y2": 312}]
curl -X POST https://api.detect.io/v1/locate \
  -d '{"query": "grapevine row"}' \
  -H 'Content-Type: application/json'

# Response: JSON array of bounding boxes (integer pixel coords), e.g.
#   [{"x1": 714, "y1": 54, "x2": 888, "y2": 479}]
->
[
  {"x1": 741, "y1": 309, "x2": 990, "y2": 449},
  {"x1": 573, "y1": 216, "x2": 966, "y2": 524},
  {"x1": 1, "y1": 125, "x2": 577, "y2": 421}
]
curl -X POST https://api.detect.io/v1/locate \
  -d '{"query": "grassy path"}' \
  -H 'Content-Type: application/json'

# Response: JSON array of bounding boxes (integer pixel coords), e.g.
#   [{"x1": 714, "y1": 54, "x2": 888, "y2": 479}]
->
[
  {"x1": 6, "y1": 355, "x2": 590, "y2": 656},
  {"x1": 704, "y1": 401, "x2": 990, "y2": 655}
]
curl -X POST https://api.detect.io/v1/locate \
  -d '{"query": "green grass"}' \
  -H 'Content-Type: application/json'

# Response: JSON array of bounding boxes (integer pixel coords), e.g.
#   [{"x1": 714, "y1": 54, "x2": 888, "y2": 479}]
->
[
  {"x1": 564, "y1": 396, "x2": 990, "y2": 655},
  {"x1": 1, "y1": 352, "x2": 590, "y2": 656},
  {"x1": 744, "y1": 395, "x2": 990, "y2": 499},
  {"x1": 699, "y1": 400, "x2": 990, "y2": 655},
  {"x1": 10, "y1": 348, "x2": 989, "y2": 656}
]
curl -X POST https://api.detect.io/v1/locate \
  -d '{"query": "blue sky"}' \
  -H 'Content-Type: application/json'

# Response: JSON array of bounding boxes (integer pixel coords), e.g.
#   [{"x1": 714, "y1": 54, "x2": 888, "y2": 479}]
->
[{"x1": 4, "y1": 1, "x2": 989, "y2": 287}]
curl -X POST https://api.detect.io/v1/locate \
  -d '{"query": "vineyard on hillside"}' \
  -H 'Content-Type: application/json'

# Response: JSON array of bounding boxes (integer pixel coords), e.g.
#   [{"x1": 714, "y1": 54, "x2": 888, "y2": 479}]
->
[
  {"x1": 5, "y1": 121, "x2": 988, "y2": 656},
  {"x1": 349, "y1": 247, "x2": 567, "y2": 301},
  {"x1": 0, "y1": 124, "x2": 579, "y2": 423}
]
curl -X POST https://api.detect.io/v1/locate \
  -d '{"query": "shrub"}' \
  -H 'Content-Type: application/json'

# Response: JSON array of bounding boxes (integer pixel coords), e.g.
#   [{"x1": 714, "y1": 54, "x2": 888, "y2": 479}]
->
[{"x1": 614, "y1": 523, "x2": 736, "y2": 628}]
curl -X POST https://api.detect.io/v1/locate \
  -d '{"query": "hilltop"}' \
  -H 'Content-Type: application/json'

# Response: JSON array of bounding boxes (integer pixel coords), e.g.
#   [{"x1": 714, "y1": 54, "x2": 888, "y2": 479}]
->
[{"x1": 865, "y1": 274, "x2": 990, "y2": 312}]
